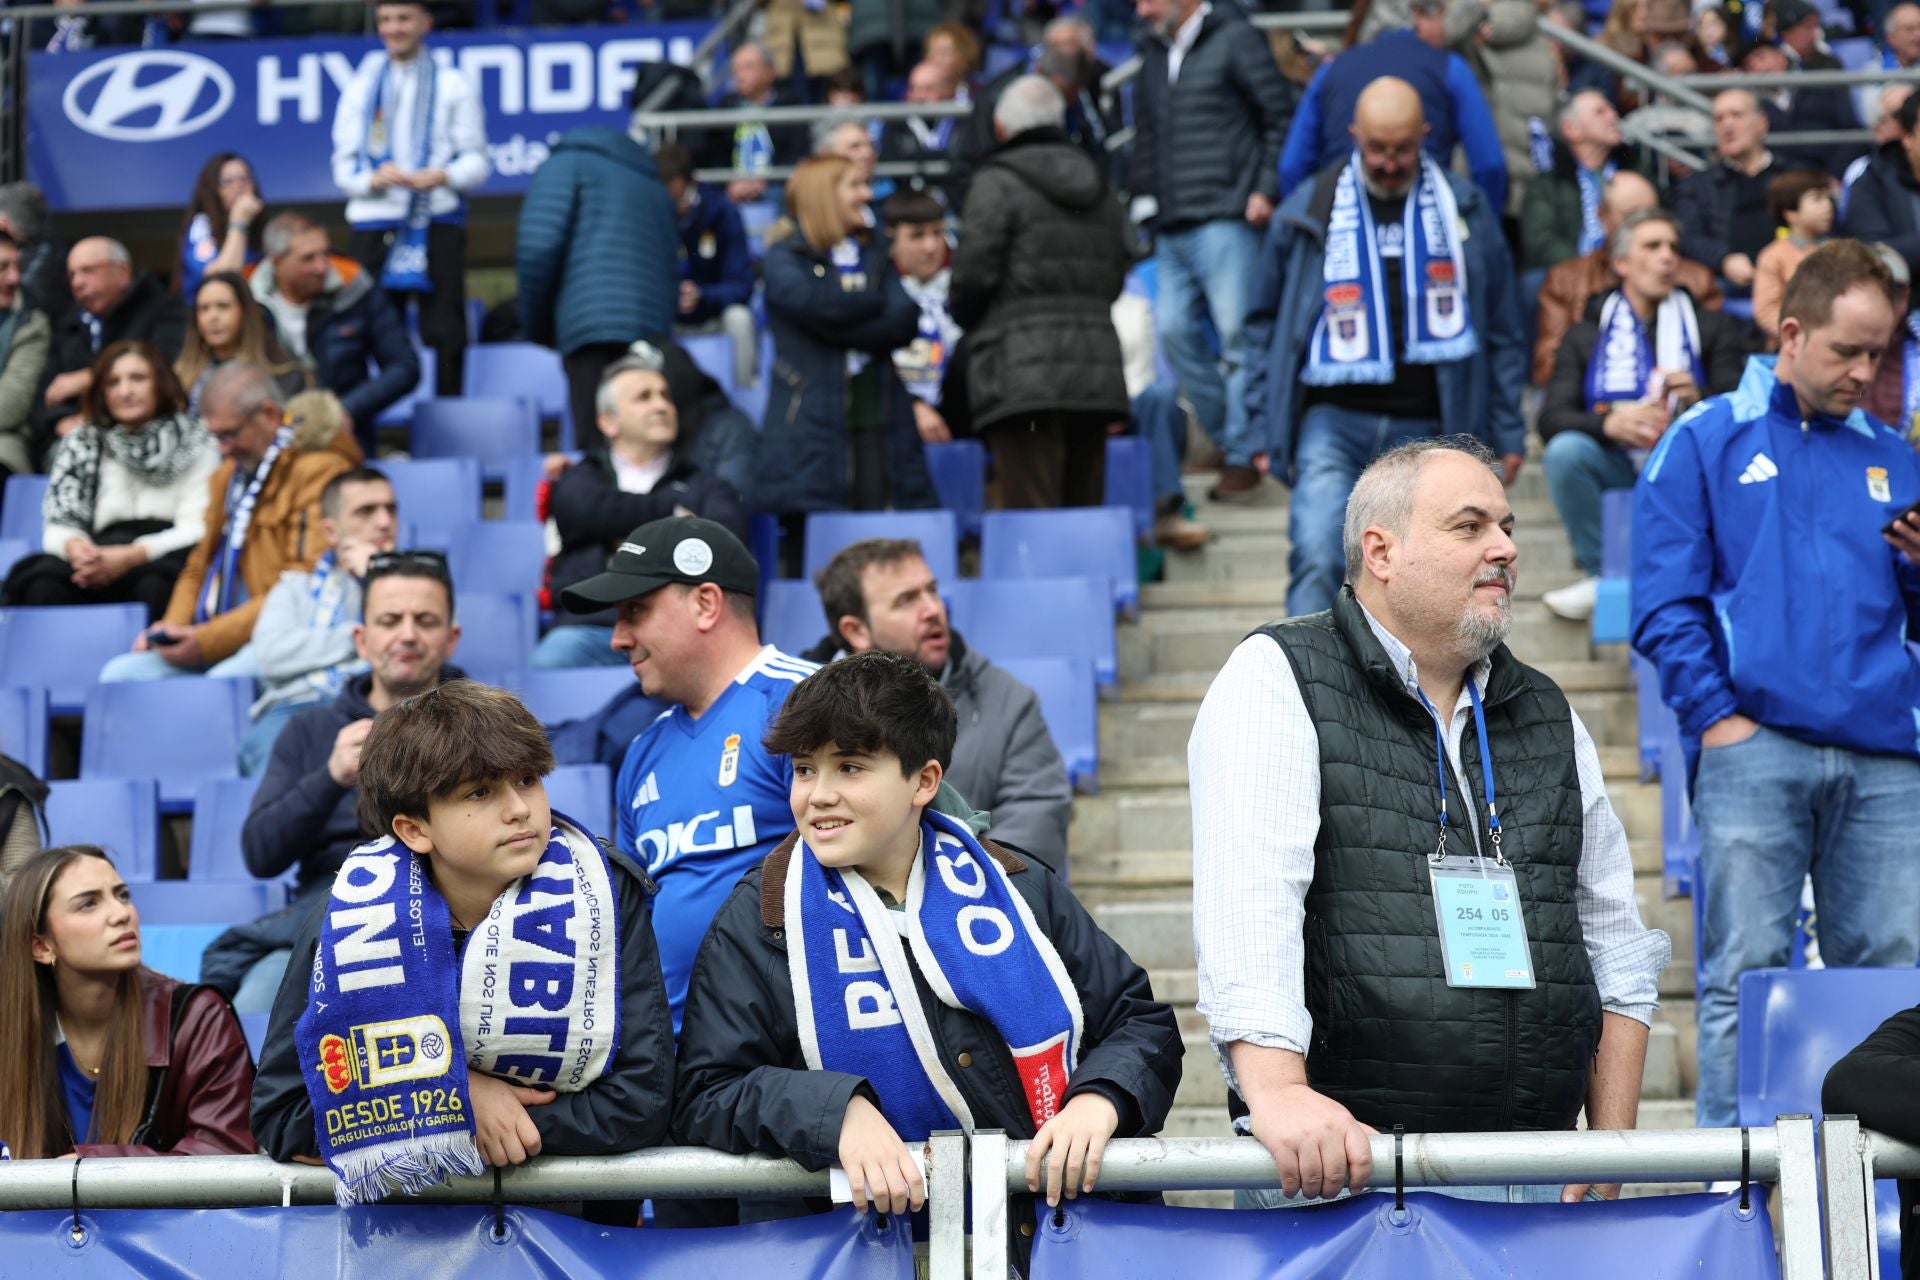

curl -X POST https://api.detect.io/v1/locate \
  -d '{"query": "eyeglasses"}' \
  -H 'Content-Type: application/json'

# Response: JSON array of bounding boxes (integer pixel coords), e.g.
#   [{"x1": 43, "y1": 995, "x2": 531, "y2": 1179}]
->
[{"x1": 366, "y1": 549, "x2": 450, "y2": 578}]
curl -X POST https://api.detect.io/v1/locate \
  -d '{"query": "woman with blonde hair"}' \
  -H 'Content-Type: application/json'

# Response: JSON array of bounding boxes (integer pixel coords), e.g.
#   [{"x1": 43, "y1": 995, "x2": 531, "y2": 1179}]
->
[
  {"x1": 1, "y1": 341, "x2": 216, "y2": 620},
  {"x1": 748, "y1": 154, "x2": 937, "y2": 525},
  {"x1": 0, "y1": 846, "x2": 254, "y2": 1158},
  {"x1": 174, "y1": 271, "x2": 308, "y2": 411}
]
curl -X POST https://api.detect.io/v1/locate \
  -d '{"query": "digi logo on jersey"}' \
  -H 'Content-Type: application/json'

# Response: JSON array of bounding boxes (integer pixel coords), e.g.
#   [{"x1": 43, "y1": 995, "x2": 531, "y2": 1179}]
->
[{"x1": 633, "y1": 805, "x2": 759, "y2": 875}]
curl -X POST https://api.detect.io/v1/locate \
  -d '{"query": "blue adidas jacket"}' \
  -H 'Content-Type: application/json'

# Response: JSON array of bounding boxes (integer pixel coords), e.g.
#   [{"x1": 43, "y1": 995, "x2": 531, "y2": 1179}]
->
[{"x1": 1632, "y1": 356, "x2": 1920, "y2": 757}]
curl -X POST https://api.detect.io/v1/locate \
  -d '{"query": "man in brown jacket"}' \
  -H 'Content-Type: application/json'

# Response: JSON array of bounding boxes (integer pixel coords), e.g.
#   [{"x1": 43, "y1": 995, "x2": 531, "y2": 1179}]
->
[
  {"x1": 99, "y1": 363, "x2": 358, "y2": 681},
  {"x1": 1532, "y1": 171, "x2": 1723, "y2": 386}
]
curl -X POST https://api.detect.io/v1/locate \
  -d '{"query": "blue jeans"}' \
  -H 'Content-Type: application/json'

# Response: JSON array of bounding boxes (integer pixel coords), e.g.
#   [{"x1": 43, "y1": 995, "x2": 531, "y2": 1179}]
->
[
  {"x1": 1692, "y1": 724, "x2": 1920, "y2": 1128},
  {"x1": 1156, "y1": 219, "x2": 1261, "y2": 467},
  {"x1": 1131, "y1": 384, "x2": 1187, "y2": 505},
  {"x1": 233, "y1": 946, "x2": 294, "y2": 1015},
  {"x1": 529, "y1": 624, "x2": 623, "y2": 669},
  {"x1": 1543, "y1": 431, "x2": 1639, "y2": 576},
  {"x1": 239, "y1": 696, "x2": 323, "y2": 776},
  {"x1": 1286, "y1": 405, "x2": 1441, "y2": 616},
  {"x1": 99, "y1": 643, "x2": 258, "y2": 683}
]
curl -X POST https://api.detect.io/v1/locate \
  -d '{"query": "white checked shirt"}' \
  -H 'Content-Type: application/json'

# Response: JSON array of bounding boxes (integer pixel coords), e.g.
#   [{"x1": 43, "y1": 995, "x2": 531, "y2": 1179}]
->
[{"x1": 1189, "y1": 607, "x2": 1671, "y2": 1088}]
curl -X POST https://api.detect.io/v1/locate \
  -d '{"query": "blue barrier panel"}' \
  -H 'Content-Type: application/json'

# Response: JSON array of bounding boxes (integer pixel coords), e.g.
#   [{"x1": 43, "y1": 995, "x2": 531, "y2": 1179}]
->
[
  {"x1": 1029, "y1": 1192, "x2": 1779, "y2": 1280},
  {"x1": 28, "y1": 23, "x2": 713, "y2": 212},
  {"x1": 0, "y1": 1203, "x2": 913, "y2": 1277}
]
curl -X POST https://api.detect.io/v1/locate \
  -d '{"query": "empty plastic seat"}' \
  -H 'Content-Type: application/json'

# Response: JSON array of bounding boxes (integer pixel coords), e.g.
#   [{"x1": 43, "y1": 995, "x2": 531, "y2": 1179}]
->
[
  {"x1": 0, "y1": 536, "x2": 28, "y2": 581},
  {"x1": 1737, "y1": 967, "x2": 1920, "y2": 1125},
  {"x1": 81, "y1": 678, "x2": 253, "y2": 812},
  {"x1": 996, "y1": 656, "x2": 1098, "y2": 789},
  {"x1": 1103, "y1": 437, "x2": 1156, "y2": 540},
  {"x1": 0, "y1": 473, "x2": 47, "y2": 543},
  {"x1": 411, "y1": 397, "x2": 540, "y2": 480},
  {"x1": 762, "y1": 579, "x2": 830, "y2": 655},
  {"x1": 380, "y1": 457, "x2": 483, "y2": 546},
  {"x1": 0, "y1": 684, "x2": 49, "y2": 777},
  {"x1": 45, "y1": 778, "x2": 161, "y2": 881},
  {"x1": 980, "y1": 506, "x2": 1140, "y2": 614},
  {"x1": 463, "y1": 342, "x2": 573, "y2": 449},
  {"x1": 681, "y1": 331, "x2": 737, "y2": 390},
  {"x1": 373, "y1": 343, "x2": 436, "y2": 431},
  {"x1": 948, "y1": 577, "x2": 1117, "y2": 687},
  {"x1": 804, "y1": 511, "x2": 960, "y2": 589},
  {"x1": 451, "y1": 592, "x2": 537, "y2": 684},
  {"x1": 132, "y1": 880, "x2": 282, "y2": 985},
  {"x1": 448, "y1": 521, "x2": 548, "y2": 599},
  {"x1": 0, "y1": 603, "x2": 148, "y2": 715},
  {"x1": 188, "y1": 776, "x2": 265, "y2": 883},
  {"x1": 545, "y1": 762, "x2": 615, "y2": 839},
  {"x1": 508, "y1": 666, "x2": 636, "y2": 727},
  {"x1": 238, "y1": 1012, "x2": 271, "y2": 1061},
  {"x1": 499, "y1": 453, "x2": 552, "y2": 524},
  {"x1": 925, "y1": 440, "x2": 987, "y2": 537},
  {"x1": 1600, "y1": 489, "x2": 1633, "y2": 579}
]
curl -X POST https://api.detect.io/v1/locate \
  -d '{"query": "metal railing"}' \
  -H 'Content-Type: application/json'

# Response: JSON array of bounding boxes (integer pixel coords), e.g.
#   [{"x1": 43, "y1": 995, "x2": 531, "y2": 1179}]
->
[
  {"x1": 972, "y1": 1122, "x2": 1828, "y2": 1280},
  {"x1": 1817, "y1": 1116, "x2": 1920, "y2": 1279}
]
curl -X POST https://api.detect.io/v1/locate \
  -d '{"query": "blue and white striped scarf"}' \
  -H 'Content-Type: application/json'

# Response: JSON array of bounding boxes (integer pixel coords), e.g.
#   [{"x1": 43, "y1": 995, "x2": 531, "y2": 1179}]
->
[
  {"x1": 1584, "y1": 288, "x2": 1701, "y2": 415},
  {"x1": 1304, "y1": 152, "x2": 1477, "y2": 387}
]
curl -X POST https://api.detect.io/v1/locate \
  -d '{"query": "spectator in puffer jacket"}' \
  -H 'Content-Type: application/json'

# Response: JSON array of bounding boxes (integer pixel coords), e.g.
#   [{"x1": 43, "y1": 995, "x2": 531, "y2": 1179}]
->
[
  {"x1": 1463, "y1": 0, "x2": 1559, "y2": 223},
  {"x1": 951, "y1": 77, "x2": 1133, "y2": 510},
  {"x1": 517, "y1": 127, "x2": 679, "y2": 455}
]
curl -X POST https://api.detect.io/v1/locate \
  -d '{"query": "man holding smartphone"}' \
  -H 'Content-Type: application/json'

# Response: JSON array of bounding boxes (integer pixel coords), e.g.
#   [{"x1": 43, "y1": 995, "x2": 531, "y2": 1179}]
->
[{"x1": 1633, "y1": 239, "x2": 1920, "y2": 1135}]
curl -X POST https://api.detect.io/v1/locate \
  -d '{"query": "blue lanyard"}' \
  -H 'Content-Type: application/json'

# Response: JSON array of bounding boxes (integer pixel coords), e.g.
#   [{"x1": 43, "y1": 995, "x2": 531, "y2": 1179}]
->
[{"x1": 1415, "y1": 679, "x2": 1503, "y2": 864}]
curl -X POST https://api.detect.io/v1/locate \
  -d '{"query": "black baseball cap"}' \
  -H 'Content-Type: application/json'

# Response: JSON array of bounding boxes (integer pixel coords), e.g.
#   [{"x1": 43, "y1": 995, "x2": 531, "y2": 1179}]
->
[{"x1": 560, "y1": 516, "x2": 760, "y2": 613}]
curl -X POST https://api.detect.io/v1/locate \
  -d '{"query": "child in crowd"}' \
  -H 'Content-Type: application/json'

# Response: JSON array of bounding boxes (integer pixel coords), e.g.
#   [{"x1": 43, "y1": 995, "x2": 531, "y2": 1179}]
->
[
  {"x1": 672, "y1": 651, "x2": 1180, "y2": 1270},
  {"x1": 1753, "y1": 170, "x2": 1836, "y2": 343},
  {"x1": 0, "y1": 846, "x2": 255, "y2": 1159},
  {"x1": 885, "y1": 190, "x2": 963, "y2": 447},
  {"x1": 250, "y1": 681, "x2": 674, "y2": 1207}
]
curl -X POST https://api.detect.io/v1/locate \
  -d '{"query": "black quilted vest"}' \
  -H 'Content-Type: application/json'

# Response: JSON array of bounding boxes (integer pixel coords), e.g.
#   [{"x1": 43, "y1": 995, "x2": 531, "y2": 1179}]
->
[{"x1": 1253, "y1": 589, "x2": 1603, "y2": 1133}]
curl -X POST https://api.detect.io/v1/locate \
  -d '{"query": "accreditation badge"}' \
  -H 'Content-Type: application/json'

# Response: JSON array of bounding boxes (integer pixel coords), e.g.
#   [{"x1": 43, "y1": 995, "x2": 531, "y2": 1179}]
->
[{"x1": 1430, "y1": 856, "x2": 1535, "y2": 989}]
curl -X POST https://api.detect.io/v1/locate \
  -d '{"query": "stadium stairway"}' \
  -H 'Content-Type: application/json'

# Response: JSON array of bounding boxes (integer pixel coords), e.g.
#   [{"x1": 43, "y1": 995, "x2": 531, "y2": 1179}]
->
[{"x1": 1072, "y1": 462, "x2": 1698, "y2": 1206}]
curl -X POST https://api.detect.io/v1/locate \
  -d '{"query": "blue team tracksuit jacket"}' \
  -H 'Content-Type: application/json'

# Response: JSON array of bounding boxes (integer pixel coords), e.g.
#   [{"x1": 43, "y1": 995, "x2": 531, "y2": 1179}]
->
[{"x1": 1632, "y1": 355, "x2": 1920, "y2": 758}]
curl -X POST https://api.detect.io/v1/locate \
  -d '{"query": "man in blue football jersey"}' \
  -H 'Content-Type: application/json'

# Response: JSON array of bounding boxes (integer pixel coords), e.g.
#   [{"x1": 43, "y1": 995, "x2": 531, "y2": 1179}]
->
[{"x1": 560, "y1": 515, "x2": 816, "y2": 1033}]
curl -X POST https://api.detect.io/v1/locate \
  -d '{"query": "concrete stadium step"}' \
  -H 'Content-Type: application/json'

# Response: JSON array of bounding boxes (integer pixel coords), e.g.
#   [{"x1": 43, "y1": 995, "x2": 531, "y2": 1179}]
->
[
  {"x1": 1070, "y1": 836, "x2": 1665, "y2": 890},
  {"x1": 1181, "y1": 467, "x2": 1554, "y2": 509},
  {"x1": 1159, "y1": 532, "x2": 1579, "y2": 585},
  {"x1": 1173, "y1": 494, "x2": 1569, "y2": 537}
]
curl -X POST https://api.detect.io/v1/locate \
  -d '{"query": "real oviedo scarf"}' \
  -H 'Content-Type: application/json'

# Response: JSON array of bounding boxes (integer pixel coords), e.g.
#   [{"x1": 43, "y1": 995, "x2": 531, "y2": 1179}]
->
[
  {"x1": 1583, "y1": 288, "x2": 1702, "y2": 415},
  {"x1": 1305, "y1": 151, "x2": 1477, "y2": 387},
  {"x1": 786, "y1": 809, "x2": 1083, "y2": 1142},
  {"x1": 296, "y1": 812, "x2": 620, "y2": 1204}
]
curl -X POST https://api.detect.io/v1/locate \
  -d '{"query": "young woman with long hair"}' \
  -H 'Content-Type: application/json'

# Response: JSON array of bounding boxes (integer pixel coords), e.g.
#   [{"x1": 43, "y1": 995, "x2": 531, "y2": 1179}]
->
[
  {"x1": 0, "y1": 846, "x2": 254, "y2": 1158},
  {"x1": 176, "y1": 153, "x2": 264, "y2": 300},
  {"x1": 748, "y1": 153, "x2": 937, "y2": 529},
  {"x1": 0, "y1": 341, "x2": 217, "y2": 619},
  {"x1": 174, "y1": 271, "x2": 309, "y2": 411}
]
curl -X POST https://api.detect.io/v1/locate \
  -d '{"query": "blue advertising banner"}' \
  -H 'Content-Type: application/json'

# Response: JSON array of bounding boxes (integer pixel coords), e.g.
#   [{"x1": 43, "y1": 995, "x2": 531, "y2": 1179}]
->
[
  {"x1": 0, "y1": 1202, "x2": 913, "y2": 1277},
  {"x1": 26, "y1": 22, "x2": 713, "y2": 212},
  {"x1": 1030, "y1": 1191, "x2": 1783, "y2": 1279}
]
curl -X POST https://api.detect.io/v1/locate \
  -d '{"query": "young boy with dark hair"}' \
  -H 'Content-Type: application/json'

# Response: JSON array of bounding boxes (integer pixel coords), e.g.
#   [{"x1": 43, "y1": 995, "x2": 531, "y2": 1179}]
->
[
  {"x1": 884, "y1": 191, "x2": 963, "y2": 445},
  {"x1": 672, "y1": 651, "x2": 1179, "y2": 1265},
  {"x1": 251, "y1": 680, "x2": 674, "y2": 1205}
]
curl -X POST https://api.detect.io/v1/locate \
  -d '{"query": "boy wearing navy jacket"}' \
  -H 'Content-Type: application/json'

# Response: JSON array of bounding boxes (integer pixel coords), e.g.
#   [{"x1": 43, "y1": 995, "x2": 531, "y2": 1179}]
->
[{"x1": 671, "y1": 651, "x2": 1179, "y2": 1264}]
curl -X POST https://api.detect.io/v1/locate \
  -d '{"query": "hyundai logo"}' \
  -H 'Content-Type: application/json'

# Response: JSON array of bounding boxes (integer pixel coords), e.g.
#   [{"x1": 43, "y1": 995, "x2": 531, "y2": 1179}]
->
[{"x1": 62, "y1": 50, "x2": 234, "y2": 142}]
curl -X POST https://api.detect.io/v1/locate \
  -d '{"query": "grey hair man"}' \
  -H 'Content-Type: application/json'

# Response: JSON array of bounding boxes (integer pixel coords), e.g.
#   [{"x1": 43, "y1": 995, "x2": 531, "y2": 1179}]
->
[
  {"x1": 1190, "y1": 435, "x2": 1669, "y2": 1207},
  {"x1": 36, "y1": 234, "x2": 186, "y2": 440}
]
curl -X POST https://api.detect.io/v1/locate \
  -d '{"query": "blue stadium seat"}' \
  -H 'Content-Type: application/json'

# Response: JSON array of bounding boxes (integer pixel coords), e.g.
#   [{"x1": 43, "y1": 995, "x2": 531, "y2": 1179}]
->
[
  {"x1": 1600, "y1": 489, "x2": 1633, "y2": 579},
  {"x1": 380, "y1": 457, "x2": 483, "y2": 545},
  {"x1": 0, "y1": 603, "x2": 148, "y2": 715},
  {"x1": 448, "y1": 520, "x2": 548, "y2": 599},
  {"x1": 452, "y1": 592, "x2": 537, "y2": 684},
  {"x1": 464, "y1": 342, "x2": 573, "y2": 450},
  {"x1": 948, "y1": 577, "x2": 1117, "y2": 687},
  {"x1": 373, "y1": 342, "x2": 435, "y2": 431},
  {"x1": 733, "y1": 378, "x2": 769, "y2": 427},
  {"x1": 238, "y1": 1012, "x2": 270, "y2": 1062},
  {"x1": 45, "y1": 778, "x2": 160, "y2": 881},
  {"x1": 1738, "y1": 967, "x2": 1920, "y2": 1125},
  {"x1": 80, "y1": 677, "x2": 253, "y2": 812},
  {"x1": 0, "y1": 684, "x2": 49, "y2": 777},
  {"x1": 682, "y1": 331, "x2": 737, "y2": 390},
  {"x1": 925, "y1": 440, "x2": 987, "y2": 537},
  {"x1": 132, "y1": 880, "x2": 282, "y2": 985},
  {"x1": 0, "y1": 537, "x2": 28, "y2": 581},
  {"x1": 804, "y1": 511, "x2": 960, "y2": 589},
  {"x1": 546, "y1": 762, "x2": 614, "y2": 840},
  {"x1": 411, "y1": 398, "x2": 540, "y2": 481},
  {"x1": 188, "y1": 776, "x2": 264, "y2": 883},
  {"x1": 499, "y1": 453, "x2": 552, "y2": 524},
  {"x1": 763, "y1": 579, "x2": 830, "y2": 655},
  {"x1": 0, "y1": 473, "x2": 47, "y2": 542},
  {"x1": 996, "y1": 656, "x2": 1098, "y2": 790},
  {"x1": 980, "y1": 506, "x2": 1140, "y2": 615},
  {"x1": 1831, "y1": 35, "x2": 1873, "y2": 66},
  {"x1": 507, "y1": 666, "x2": 636, "y2": 727},
  {"x1": 1104, "y1": 436, "x2": 1156, "y2": 539}
]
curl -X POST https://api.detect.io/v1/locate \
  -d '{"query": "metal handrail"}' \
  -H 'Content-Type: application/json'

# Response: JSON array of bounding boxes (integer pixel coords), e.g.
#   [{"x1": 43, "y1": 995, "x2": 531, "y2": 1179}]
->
[
  {"x1": 972, "y1": 1123, "x2": 1827, "y2": 1280},
  {"x1": 1818, "y1": 1117, "x2": 1920, "y2": 1279},
  {"x1": 1676, "y1": 66, "x2": 1920, "y2": 89},
  {"x1": 635, "y1": 0, "x2": 756, "y2": 111},
  {"x1": 635, "y1": 98, "x2": 973, "y2": 129}
]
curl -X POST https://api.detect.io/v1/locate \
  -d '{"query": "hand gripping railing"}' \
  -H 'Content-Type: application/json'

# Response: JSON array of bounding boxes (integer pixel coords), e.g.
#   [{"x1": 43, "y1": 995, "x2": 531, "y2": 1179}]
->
[{"x1": 972, "y1": 1121, "x2": 1826, "y2": 1280}]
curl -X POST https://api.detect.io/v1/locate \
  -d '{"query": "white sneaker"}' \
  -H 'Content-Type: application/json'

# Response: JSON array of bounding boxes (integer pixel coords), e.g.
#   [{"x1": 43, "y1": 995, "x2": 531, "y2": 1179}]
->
[{"x1": 1543, "y1": 576, "x2": 1599, "y2": 622}]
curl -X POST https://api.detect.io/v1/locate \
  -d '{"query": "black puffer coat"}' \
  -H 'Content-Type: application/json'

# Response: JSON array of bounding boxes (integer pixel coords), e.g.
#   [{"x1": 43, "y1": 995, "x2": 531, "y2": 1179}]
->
[{"x1": 949, "y1": 129, "x2": 1133, "y2": 434}]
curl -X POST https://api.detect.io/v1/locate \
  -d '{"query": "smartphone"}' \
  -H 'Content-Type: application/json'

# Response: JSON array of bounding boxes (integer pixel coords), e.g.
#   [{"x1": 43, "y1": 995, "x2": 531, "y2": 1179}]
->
[
  {"x1": 1882, "y1": 499, "x2": 1920, "y2": 538},
  {"x1": 147, "y1": 631, "x2": 182, "y2": 647}
]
